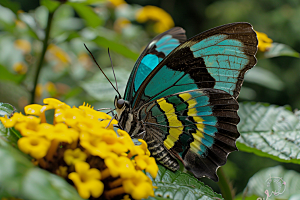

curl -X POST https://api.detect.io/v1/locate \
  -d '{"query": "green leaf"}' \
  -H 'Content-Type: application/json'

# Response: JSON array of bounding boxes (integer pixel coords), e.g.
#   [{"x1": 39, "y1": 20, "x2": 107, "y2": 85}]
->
[
  {"x1": 67, "y1": 2, "x2": 102, "y2": 28},
  {"x1": 0, "y1": 103, "x2": 20, "y2": 147},
  {"x1": 264, "y1": 42, "x2": 300, "y2": 58},
  {"x1": 0, "y1": 142, "x2": 84, "y2": 200},
  {"x1": 80, "y1": 68, "x2": 130, "y2": 101},
  {"x1": 237, "y1": 102, "x2": 300, "y2": 164},
  {"x1": 0, "y1": 0, "x2": 20, "y2": 14},
  {"x1": 244, "y1": 66, "x2": 284, "y2": 91},
  {"x1": 242, "y1": 166, "x2": 300, "y2": 199},
  {"x1": 146, "y1": 165, "x2": 223, "y2": 200},
  {"x1": 40, "y1": 0, "x2": 60, "y2": 13},
  {"x1": 0, "y1": 64, "x2": 23, "y2": 83},
  {"x1": 93, "y1": 36, "x2": 140, "y2": 60}
]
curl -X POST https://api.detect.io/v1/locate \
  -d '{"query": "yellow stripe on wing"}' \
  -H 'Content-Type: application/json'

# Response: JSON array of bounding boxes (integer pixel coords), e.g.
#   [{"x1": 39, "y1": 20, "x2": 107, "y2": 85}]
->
[
  {"x1": 157, "y1": 97, "x2": 183, "y2": 149},
  {"x1": 178, "y1": 93, "x2": 205, "y2": 152}
]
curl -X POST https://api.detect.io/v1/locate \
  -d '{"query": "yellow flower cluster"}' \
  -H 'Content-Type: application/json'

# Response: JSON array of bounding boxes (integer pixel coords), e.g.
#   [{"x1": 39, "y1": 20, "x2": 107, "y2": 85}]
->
[
  {"x1": 136, "y1": 5, "x2": 175, "y2": 33},
  {"x1": 256, "y1": 31, "x2": 273, "y2": 52},
  {"x1": 0, "y1": 98, "x2": 158, "y2": 200}
]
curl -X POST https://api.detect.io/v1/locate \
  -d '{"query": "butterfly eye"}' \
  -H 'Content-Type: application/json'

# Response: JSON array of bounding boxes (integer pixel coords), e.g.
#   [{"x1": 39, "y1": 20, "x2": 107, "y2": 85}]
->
[{"x1": 117, "y1": 99, "x2": 125, "y2": 109}]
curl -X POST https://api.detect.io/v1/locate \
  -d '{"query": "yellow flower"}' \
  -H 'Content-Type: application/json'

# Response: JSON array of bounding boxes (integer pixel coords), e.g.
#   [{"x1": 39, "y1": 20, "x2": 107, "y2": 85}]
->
[
  {"x1": 77, "y1": 118, "x2": 116, "y2": 136},
  {"x1": 12, "y1": 62, "x2": 28, "y2": 74},
  {"x1": 135, "y1": 155, "x2": 158, "y2": 178},
  {"x1": 256, "y1": 31, "x2": 273, "y2": 52},
  {"x1": 122, "y1": 171, "x2": 155, "y2": 199},
  {"x1": 55, "y1": 107, "x2": 84, "y2": 127},
  {"x1": 15, "y1": 19, "x2": 26, "y2": 29},
  {"x1": 64, "y1": 148, "x2": 87, "y2": 165},
  {"x1": 0, "y1": 113, "x2": 27, "y2": 128},
  {"x1": 45, "y1": 82, "x2": 57, "y2": 96},
  {"x1": 24, "y1": 104, "x2": 43, "y2": 116},
  {"x1": 41, "y1": 123, "x2": 79, "y2": 143},
  {"x1": 114, "y1": 17, "x2": 131, "y2": 32},
  {"x1": 35, "y1": 83, "x2": 43, "y2": 99},
  {"x1": 136, "y1": 6, "x2": 175, "y2": 33},
  {"x1": 14, "y1": 116, "x2": 41, "y2": 136},
  {"x1": 108, "y1": 0, "x2": 127, "y2": 7},
  {"x1": 56, "y1": 166, "x2": 68, "y2": 178},
  {"x1": 127, "y1": 138, "x2": 151, "y2": 157},
  {"x1": 79, "y1": 103, "x2": 112, "y2": 121},
  {"x1": 43, "y1": 98, "x2": 71, "y2": 110},
  {"x1": 80, "y1": 132, "x2": 118, "y2": 158},
  {"x1": 105, "y1": 156, "x2": 136, "y2": 178},
  {"x1": 14, "y1": 39, "x2": 31, "y2": 54},
  {"x1": 78, "y1": 52, "x2": 93, "y2": 69},
  {"x1": 47, "y1": 44, "x2": 70, "y2": 65},
  {"x1": 18, "y1": 136, "x2": 51, "y2": 159},
  {"x1": 68, "y1": 162, "x2": 104, "y2": 199}
]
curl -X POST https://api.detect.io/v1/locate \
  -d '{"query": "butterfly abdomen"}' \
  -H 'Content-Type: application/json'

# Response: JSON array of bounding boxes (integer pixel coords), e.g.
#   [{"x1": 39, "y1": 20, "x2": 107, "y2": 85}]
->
[{"x1": 144, "y1": 128, "x2": 180, "y2": 171}]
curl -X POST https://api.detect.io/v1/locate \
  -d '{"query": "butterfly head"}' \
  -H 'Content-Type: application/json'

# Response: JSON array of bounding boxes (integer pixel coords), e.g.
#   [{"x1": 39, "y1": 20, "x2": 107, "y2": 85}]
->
[{"x1": 114, "y1": 95, "x2": 131, "y2": 122}]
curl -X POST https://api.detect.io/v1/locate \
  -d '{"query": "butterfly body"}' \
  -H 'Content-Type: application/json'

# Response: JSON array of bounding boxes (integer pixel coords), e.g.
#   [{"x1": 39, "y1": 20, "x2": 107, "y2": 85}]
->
[{"x1": 115, "y1": 23, "x2": 258, "y2": 181}]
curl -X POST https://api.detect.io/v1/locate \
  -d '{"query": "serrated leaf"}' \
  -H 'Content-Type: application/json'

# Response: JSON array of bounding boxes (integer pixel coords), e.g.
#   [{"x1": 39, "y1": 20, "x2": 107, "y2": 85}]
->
[
  {"x1": 264, "y1": 42, "x2": 300, "y2": 58},
  {"x1": 67, "y1": 2, "x2": 102, "y2": 28},
  {"x1": 146, "y1": 165, "x2": 223, "y2": 200},
  {"x1": 0, "y1": 142, "x2": 84, "y2": 200},
  {"x1": 242, "y1": 166, "x2": 300, "y2": 199},
  {"x1": 237, "y1": 102, "x2": 300, "y2": 164},
  {"x1": 0, "y1": 103, "x2": 20, "y2": 147},
  {"x1": 93, "y1": 36, "x2": 139, "y2": 60}
]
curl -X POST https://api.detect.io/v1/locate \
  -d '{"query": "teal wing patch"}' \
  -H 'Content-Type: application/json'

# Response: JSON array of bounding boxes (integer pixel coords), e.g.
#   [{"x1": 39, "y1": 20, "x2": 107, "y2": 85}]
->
[
  {"x1": 140, "y1": 88, "x2": 239, "y2": 181},
  {"x1": 124, "y1": 27, "x2": 186, "y2": 102},
  {"x1": 131, "y1": 23, "x2": 257, "y2": 109}
]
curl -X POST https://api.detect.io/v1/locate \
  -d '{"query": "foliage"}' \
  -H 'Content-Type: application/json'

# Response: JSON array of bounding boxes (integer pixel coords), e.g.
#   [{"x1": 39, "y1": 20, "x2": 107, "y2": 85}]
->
[{"x1": 0, "y1": 0, "x2": 300, "y2": 199}]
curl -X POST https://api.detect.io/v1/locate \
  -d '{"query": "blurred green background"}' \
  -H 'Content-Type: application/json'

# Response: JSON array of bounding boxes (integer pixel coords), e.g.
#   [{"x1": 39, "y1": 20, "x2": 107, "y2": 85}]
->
[{"x1": 1, "y1": 0, "x2": 300, "y2": 197}]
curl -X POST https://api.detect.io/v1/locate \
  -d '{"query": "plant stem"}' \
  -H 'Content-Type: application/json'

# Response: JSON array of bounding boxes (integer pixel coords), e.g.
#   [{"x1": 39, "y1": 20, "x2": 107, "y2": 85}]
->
[
  {"x1": 217, "y1": 167, "x2": 233, "y2": 200},
  {"x1": 30, "y1": 11, "x2": 55, "y2": 104}
]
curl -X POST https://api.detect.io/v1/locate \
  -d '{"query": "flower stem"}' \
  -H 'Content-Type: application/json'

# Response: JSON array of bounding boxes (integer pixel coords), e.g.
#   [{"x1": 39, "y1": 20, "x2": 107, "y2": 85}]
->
[
  {"x1": 217, "y1": 167, "x2": 234, "y2": 200},
  {"x1": 101, "y1": 168, "x2": 111, "y2": 180},
  {"x1": 30, "y1": 11, "x2": 55, "y2": 104},
  {"x1": 104, "y1": 187, "x2": 125, "y2": 199}
]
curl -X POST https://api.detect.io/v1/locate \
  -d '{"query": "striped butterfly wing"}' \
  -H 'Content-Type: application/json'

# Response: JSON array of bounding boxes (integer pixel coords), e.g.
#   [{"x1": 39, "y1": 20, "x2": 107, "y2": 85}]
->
[
  {"x1": 139, "y1": 88, "x2": 239, "y2": 181},
  {"x1": 124, "y1": 27, "x2": 186, "y2": 102},
  {"x1": 129, "y1": 22, "x2": 258, "y2": 109},
  {"x1": 122, "y1": 22, "x2": 257, "y2": 181}
]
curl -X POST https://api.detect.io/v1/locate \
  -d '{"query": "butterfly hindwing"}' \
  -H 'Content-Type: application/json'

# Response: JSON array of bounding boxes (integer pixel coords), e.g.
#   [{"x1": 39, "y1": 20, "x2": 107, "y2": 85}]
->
[
  {"x1": 124, "y1": 27, "x2": 187, "y2": 102},
  {"x1": 130, "y1": 22, "x2": 257, "y2": 109},
  {"x1": 139, "y1": 88, "x2": 239, "y2": 181}
]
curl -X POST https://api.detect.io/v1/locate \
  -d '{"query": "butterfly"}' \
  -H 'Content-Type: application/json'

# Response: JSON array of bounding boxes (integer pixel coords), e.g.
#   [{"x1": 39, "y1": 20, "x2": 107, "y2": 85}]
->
[{"x1": 114, "y1": 22, "x2": 258, "y2": 181}]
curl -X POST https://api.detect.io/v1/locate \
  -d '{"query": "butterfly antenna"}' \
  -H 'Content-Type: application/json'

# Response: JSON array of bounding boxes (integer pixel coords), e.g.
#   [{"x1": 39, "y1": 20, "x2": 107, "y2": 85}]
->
[
  {"x1": 108, "y1": 48, "x2": 119, "y2": 93},
  {"x1": 84, "y1": 44, "x2": 121, "y2": 98}
]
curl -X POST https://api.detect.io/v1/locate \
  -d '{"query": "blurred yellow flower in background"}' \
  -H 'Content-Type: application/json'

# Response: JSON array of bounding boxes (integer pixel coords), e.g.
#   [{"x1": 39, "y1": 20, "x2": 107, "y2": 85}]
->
[
  {"x1": 136, "y1": 5, "x2": 175, "y2": 33},
  {"x1": 46, "y1": 44, "x2": 71, "y2": 69},
  {"x1": 12, "y1": 62, "x2": 28, "y2": 74},
  {"x1": 14, "y1": 39, "x2": 31, "y2": 54},
  {"x1": 108, "y1": 0, "x2": 127, "y2": 7},
  {"x1": 256, "y1": 31, "x2": 273, "y2": 52},
  {"x1": 114, "y1": 17, "x2": 131, "y2": 32}
]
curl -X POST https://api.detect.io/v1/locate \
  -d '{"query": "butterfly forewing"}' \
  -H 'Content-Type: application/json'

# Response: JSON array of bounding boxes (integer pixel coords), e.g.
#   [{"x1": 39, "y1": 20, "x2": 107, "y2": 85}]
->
[
  {"x1": 131, "y1": 22, "x2": 257, "y2": 109},
  {"x1": 124, "y1": 27, "x2": 187, "y2": 103}
]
